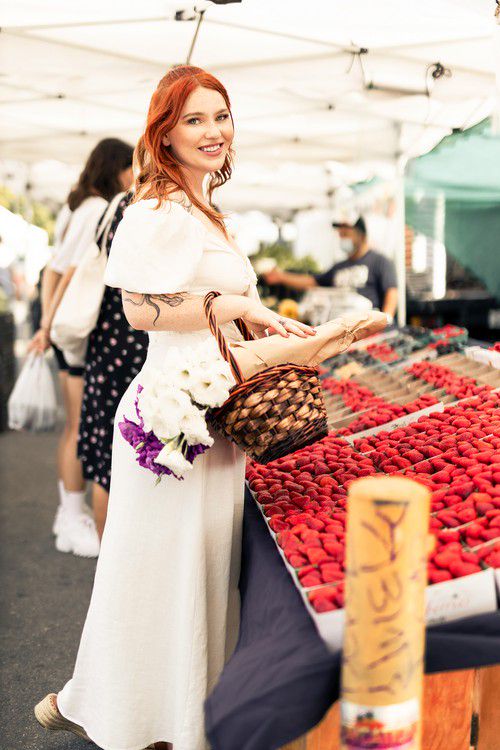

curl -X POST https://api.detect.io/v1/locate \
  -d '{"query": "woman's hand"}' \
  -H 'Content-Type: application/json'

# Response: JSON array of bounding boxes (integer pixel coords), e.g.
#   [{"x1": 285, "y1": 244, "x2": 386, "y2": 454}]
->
[
  {"x1": 28, "y1": 327, "x2": 51, "y2": 354},
  {"x1": 239, "y1": 299, "x2": 316, "y2": 338}
]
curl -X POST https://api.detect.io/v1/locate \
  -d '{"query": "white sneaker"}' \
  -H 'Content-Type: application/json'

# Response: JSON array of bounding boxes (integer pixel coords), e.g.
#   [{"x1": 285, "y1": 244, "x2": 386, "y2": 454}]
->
[
  {"x1": 52, "y1": 504, "x2": 65, "y2": 536},
  {"x1": 52, "y1": 503, "x2": 92, "y2": 536},
  {"x1": 55, "y1": 514, "x2": 100, "y2": 558}
]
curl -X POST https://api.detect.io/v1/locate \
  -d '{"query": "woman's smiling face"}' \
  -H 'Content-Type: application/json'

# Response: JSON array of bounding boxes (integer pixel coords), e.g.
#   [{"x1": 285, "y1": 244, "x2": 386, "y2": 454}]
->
[{"x1": 163, "y1": 86, "x2": 234, "y2": 174}]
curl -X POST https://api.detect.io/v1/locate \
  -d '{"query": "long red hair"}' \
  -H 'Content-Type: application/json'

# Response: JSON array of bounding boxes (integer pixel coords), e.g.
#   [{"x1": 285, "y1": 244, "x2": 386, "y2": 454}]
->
[{"x1": 134, "y1": 65, "x2": 234, "y2": 235}]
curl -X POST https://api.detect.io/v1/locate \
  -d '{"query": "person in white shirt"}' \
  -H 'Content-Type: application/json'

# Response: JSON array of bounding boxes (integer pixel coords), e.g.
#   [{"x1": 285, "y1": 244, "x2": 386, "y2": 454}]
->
[{"x1": 29, "y1": 138, "x2": 134, "y2": 558}]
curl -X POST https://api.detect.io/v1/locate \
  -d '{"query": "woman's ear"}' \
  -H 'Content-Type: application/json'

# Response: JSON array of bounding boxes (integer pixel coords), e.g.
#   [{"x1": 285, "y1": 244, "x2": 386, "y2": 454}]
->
[{"x1": 162, "y1": 136, "x2": 170, "y2": 147}]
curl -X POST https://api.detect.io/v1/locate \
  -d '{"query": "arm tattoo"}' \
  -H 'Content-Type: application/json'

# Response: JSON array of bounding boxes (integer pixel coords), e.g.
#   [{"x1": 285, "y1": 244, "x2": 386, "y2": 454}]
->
[{"x1": 123, "y1": 292, "x2": 188, "y2": 325}]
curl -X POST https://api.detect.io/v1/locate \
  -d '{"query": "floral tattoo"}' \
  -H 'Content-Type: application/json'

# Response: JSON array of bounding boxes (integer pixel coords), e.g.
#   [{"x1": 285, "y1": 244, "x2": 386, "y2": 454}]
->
[{"x1": 123, "y1": 292, "x2": 188, "y2": 325}]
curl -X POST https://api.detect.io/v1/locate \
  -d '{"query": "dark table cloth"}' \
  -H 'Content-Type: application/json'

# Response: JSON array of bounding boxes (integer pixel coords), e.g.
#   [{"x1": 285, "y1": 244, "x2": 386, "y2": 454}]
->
[{"x1": 205, "y1": 489, "x2": 500, "y2": 750}]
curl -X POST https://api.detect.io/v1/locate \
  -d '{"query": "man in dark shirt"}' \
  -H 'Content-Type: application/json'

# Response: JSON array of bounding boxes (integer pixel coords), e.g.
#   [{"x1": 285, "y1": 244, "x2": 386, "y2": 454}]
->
[{"x1": 263, "y1": 216, "x2": 398, "y2": 319}]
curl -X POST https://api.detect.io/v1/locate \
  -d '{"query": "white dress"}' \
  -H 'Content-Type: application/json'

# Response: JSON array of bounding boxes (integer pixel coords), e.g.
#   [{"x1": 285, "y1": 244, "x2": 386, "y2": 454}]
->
[{"x1": 57, "y1": 199, "x2": 259, "y2": 750}]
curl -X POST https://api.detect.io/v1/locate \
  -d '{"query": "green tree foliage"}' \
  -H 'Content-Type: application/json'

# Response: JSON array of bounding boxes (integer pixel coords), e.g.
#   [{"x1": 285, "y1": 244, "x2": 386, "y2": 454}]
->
[
  {"x1": 253, "y1": 240, "x2": 320, "y2": 274},
  {"x1": 0, "y1": 185, "x2": 56, "y2": 243}
]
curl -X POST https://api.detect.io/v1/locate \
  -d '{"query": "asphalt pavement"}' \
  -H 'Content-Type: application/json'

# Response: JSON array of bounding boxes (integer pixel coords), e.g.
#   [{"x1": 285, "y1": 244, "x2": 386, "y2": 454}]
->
[{"x1": 1, "y1": 424, "x2": 96, "y2": 750}]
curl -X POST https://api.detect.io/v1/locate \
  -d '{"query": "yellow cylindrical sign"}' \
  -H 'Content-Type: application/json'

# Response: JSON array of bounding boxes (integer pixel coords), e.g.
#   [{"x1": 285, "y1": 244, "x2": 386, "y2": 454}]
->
[{"x1": 340, "y1": 476, "x2": 430, "y2": 750}]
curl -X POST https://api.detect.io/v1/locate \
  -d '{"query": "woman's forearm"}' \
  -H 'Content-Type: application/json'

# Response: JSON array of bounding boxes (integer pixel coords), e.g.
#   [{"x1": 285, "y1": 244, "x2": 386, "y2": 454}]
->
[
  {"x1": 40, "y1": 266, "x2": 62, "y2": 329},
  {"x1": 121, "y1": 291, "x2": 251, "y2": 332},
  {"x1": 43, "y1": 267, "x2": 75, "y2": 331}
]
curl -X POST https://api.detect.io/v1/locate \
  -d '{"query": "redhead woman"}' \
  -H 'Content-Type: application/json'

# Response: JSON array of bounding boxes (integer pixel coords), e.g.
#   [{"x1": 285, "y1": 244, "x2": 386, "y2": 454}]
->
[{"x1": 35, "y1": 66, "x2": 386, "y2": 750}]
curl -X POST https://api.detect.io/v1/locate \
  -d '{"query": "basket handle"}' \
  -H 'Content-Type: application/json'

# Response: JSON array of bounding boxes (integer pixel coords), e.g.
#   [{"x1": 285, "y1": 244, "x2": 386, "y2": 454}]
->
[{"x1": 203, "y1": 291, "x2": 254, "y2": 385}]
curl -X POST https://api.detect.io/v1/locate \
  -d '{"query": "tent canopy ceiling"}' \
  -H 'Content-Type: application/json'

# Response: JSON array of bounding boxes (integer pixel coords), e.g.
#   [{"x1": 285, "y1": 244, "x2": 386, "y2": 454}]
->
[{"x1": 0, "y1": 0, "x2": 497, "y2": 210}]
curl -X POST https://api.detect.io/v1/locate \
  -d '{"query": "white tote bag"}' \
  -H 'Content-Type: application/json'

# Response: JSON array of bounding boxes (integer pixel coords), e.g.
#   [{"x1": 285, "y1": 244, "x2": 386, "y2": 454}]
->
[
  {"x1": 51, "y1": 192, "x2": 125, "y2": 367},
  {"x1": 8, "y1": 352, "x2": 58, "y2": 431}
]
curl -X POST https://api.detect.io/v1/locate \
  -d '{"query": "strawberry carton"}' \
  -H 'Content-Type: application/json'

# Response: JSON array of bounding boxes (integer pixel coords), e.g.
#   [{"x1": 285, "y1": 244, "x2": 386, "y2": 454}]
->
[{"x1": 473, "y1": 541, "x2": 500, "y2": 597}]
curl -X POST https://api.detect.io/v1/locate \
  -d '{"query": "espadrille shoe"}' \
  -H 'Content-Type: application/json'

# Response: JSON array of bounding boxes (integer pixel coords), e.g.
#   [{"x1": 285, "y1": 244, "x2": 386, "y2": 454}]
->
[
  {"x1": 34, "y1": 693, "x2": 90, "y2": 741},
  {"x1": 34, "y1": 695, "x2": 169, "y2": 749}
]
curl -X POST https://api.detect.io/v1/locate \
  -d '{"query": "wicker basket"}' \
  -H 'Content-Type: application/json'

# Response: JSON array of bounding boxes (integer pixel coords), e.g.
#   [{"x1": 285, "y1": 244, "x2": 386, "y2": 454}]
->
[{"x1": 204, "y1": 291, "x2": 328, "y2": 464}]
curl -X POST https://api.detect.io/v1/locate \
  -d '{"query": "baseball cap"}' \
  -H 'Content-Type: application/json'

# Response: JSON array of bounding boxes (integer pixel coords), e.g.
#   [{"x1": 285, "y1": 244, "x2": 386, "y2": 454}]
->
[{"x1": 332, "y1": 215, "x2": 367, "y2": 235}]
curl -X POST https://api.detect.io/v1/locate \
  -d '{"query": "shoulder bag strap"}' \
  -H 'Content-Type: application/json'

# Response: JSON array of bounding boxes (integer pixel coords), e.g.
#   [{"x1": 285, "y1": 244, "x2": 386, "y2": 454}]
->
[{"x1": 95, "y1": 192, "x2": 126, "y2": 251}]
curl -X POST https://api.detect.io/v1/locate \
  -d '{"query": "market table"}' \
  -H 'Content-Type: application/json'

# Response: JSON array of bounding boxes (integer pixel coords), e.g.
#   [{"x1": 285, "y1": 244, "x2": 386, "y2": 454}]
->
[{"x1": 205, "y1": 489, "x2": 500, "y2": 750}]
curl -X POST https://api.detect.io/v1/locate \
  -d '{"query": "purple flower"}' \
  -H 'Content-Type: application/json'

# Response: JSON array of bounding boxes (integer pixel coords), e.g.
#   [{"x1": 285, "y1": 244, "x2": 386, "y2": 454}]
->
[
  {"x1": 186, "y1": 443, "x2": 211, "y2": 462},
  {"x1": 118, "y1": 384, "x2": 212, "y2": 483}
]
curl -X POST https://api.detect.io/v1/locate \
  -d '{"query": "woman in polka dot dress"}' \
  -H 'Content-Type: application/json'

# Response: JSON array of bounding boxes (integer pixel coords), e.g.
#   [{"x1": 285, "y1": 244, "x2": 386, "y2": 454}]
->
[{"x1": 78, "y1": 192, "x2": 148, "y2": 538}]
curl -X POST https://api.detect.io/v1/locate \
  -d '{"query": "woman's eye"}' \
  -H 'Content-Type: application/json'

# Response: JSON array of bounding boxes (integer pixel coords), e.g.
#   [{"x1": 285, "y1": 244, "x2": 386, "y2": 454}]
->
[
  {"x1": 187, "y1": 117, "x2": 200, "y2": 125},
  {"x1": 217, "y1": 113, "x2": 229, "y2": 121}
]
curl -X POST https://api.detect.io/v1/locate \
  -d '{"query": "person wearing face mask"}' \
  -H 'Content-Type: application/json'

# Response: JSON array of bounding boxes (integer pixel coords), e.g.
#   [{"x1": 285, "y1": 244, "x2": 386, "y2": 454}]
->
[{"x1": 263, "y1": 216, "x2": 398, "y2": 320}]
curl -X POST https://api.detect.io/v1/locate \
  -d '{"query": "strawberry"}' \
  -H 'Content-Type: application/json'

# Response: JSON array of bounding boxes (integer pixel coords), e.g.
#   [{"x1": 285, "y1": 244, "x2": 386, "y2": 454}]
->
[
  {"x1": 434, "y1": 552, "x2": 455, "y2": 569},
  {"x1": 256, "y1": 491, "x2": 273, "y2": 503},
  {"x1": 429, "y1": 569, "x2": 453, "y2": 584},
  {"x1": 313, "y1": 461, "x2": 330, "y2": 476},
  {"x1": 482, "y1": 529, "x2": 500, "y2": 541},
  {"x1": 249, "y1": 480, "x2": 267, "y2": 492},
  {"x1": 432, "y1": 470, "x2": 452, "y2": 485},
  {"x1": 284, "y1": 480, "x2": 303, "y2": 493},
  {"x1": 290, "y1": 523, "x2": 309, "y2": 535},
  {"x1": 424, "y1": 445, "x2": 443, "y2": 458},
  {"x1": 484, "y1": 551, "x2": 500, "y2": 567},
  {"x1": 297, "y1": 564, "x2": 316, "y2": 579},
  {"x1": 300, "y1": 572, "x2": 323, "y2": 587},
  {"x1": 476, "y1": 451, "x2": 495, "y2": 463},
  {"x1": 452, "y1": 481, "x2": 474, "y2": 499},
  {"x1": 287, "y1": 553, "x2": 307, "y2": 568},
  {"x1": 449, "y1": 561, "x2": 482, "y2": 578},
  {"x1": 264, "y1": 505, "x2": 284, "y2": 517},
  {"x1": 320, "y1": 564, "x2": 344, "y2": 583},
  {"x1": 324, "y1": 540, "x2": 344, "y2": 559},
  {"x1": 414, "y1": 460, "x2": 433, "y2": 473},
  {"x1": 300, "y1": 531, "x2": 322, "y2": 547},
  {"x1": 307, "y1": 518, "x2": 326, "y2": 531},
  {"x1": 461, "y1": 551, "x2": 480, "y2": 564},
  {"x1": 476, "y1": 501, "x2": 495, "y2": 515},
  {"x1": 318, "y1": 475, "x2": 336, "y2": 487},
  {"x1": 268, "y1": 517, "x2": 288, "y2": 532},
  {"x1": 436, "y1": 511, "x2": 460, "y2": 527},
  {"x1": 304, "y1": 488, "x2": 319, "y2": 499},
  {"x1": 306, "y1": 547, "x2": 330, "y2": 565},
  {"x1": 310, "y1": 597, "x2": 337, "y2": 613},
  {"x1": 457, "y1": 507, "x2": 477, "y2": 523},
  {"x1": 404, "y1": 449, "x2": 424, "y2": 464},
  {"x1": 437, "y1": 529, "x2": 460, "y2": 543},
  {"x1": 443, "y1": 494, "x2": 462, "y2": 507}
]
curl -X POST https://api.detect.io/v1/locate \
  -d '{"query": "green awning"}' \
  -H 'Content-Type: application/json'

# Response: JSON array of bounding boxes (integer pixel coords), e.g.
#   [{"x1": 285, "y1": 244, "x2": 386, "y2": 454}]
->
[{"x1": 405, "y1": 120, "x2": 500, "y2": 300}]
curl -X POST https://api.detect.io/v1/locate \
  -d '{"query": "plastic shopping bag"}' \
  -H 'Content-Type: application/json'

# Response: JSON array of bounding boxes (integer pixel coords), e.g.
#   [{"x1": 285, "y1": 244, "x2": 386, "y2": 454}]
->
[{"x1": 7, "y1": 352, "x2": 57, "y2": 431}]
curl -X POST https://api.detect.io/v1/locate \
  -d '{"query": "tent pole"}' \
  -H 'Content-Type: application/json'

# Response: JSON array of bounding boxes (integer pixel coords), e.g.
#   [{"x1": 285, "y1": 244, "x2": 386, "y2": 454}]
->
[
  {"x1": 394, "y1": 156, "x2": 407, "y2": 328},
  {"x1": 493, "y1": 7, "x2": 500, "y2": 134},
  {"x1": 186, "y1": 10, "x2": 206, "y2": 65}
]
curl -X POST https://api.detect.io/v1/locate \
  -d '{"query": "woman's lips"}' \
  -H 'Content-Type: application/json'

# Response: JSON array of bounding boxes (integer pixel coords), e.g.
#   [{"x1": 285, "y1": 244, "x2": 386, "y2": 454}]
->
[{"x1": 198, "y1": 143, "x2": 224, "y2": 157}]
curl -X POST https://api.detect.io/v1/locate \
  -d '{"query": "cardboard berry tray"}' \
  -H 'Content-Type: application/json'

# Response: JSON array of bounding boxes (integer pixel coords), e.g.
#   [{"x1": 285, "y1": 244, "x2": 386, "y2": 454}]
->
[
  {"x1": 472, "y1": 540, "x2": 500, "y2": 597},
  {"x1": 465, "y1": 345, "x2": 500, "y2": 370},
  {"x1": 244, "y1": 373, "x2": 500, "y2": 651},
  {"x1": 248, "y1": 474, "x2": 498, "y2": 653}
]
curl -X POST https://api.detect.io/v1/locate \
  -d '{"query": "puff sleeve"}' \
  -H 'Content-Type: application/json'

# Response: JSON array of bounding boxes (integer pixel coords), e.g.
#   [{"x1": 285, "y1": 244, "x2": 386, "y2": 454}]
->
[{"x1": 104, "y1": 199, "x2": 205, "y2": 294}]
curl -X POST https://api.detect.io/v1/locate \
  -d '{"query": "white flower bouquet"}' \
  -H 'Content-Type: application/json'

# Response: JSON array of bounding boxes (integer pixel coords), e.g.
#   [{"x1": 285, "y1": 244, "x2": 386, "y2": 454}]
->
[{"x1": 119, "y1": 339, "x2": 234, "y2": 481}]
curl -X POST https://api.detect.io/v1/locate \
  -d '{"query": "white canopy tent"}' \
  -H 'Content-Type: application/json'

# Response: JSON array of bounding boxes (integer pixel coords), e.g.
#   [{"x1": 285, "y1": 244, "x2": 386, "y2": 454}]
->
[{"x1": 0, "y1": 0, "x2": 497, "y2": 212}]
